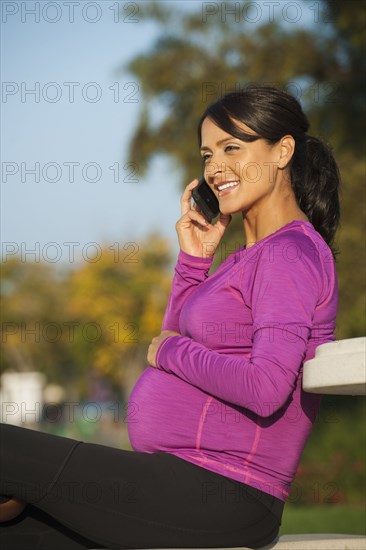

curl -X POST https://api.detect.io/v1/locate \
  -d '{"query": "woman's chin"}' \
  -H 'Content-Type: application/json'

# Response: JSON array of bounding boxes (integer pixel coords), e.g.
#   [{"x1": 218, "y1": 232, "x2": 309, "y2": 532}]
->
[
  {"x1": 218, "y1": 201, "x2": 232, "y2": 215},
  {"x1": 219, "y1": 204, "x2": 241, "y2": 216}
]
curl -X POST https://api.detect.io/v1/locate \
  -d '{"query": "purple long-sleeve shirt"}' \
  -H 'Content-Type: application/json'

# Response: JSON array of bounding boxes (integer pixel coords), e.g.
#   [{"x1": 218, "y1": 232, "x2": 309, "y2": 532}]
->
[{"x1": 128, "y1": 220, "x2": 338, "y2": 501}]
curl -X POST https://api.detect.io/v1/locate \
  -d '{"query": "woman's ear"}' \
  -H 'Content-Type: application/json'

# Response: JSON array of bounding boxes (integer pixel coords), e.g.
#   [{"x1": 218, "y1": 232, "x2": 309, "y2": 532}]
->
[{"x1": 278, "y1": 135, "x2": 295, "y2": 169}]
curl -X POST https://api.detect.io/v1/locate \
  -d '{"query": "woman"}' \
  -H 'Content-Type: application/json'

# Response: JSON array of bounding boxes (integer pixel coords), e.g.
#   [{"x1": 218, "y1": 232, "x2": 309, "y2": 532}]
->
[{"x1": 0, "y1": 86, "x2": 340, "y2": 549}]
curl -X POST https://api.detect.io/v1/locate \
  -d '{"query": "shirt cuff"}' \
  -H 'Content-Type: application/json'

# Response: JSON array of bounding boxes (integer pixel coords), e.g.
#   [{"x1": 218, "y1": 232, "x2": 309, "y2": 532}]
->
[
  {"x1": 155, "y1": 335, "x2": 184, "y2": 371},
  {"x1": 178, "y1": 249, "x2": 214, "y2": 266}
]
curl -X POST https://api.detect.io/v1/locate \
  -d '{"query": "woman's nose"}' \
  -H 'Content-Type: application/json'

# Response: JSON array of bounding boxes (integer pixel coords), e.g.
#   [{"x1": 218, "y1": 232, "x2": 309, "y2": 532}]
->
[{"x1": 205, "y1": 160, "x2": 225, "y2": 180}]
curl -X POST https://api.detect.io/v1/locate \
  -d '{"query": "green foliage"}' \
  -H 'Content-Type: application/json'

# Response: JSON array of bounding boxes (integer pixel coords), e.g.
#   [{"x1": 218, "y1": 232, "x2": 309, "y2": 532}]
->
[
  {"x1": 0, "y1": 259, "x2": 75, "y2": 381},
  {"x1": 281, "y1": 504, "x2": 366, "y2": 535},
  {"x1": 335, "y1": 154, "x2": 366, "y2": 338},
  {"x1": 290, "y1": 397, "x2": 366, "y2": 506}
]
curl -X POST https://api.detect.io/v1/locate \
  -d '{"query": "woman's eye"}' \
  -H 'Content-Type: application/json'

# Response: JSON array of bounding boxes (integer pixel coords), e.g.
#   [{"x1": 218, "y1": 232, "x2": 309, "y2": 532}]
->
[{"x1": 201, "y1": 145, "x2": 238, "y2": 162}]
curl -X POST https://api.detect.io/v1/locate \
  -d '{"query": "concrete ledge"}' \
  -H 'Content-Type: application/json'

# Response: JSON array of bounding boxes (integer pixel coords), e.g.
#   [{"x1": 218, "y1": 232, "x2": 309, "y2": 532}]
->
[
  {"x1": 93, "y1": 534, "x2": 366, "y2": 550},
  {"x1": 258, "y1": 534, "x2": 366, "y2": 549},
  {"x1": 303, "y1": 337, "x2": 366, "y2": 395}
]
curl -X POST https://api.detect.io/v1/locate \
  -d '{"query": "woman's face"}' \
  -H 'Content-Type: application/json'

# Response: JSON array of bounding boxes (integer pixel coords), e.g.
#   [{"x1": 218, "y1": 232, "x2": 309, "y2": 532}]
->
[{"x1": 200, "y1": 117, "x2": 285, "y2": 216}]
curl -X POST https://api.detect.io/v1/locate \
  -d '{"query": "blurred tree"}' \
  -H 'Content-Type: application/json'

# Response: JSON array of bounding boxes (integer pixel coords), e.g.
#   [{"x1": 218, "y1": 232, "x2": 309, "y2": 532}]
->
[
  {"x1": 125, "y1": 0, "x2": 365, "y2": 167},
  {"x1": 122, "y1": 0, "x2": 366, "y2": 339},
  {"x1": 318, "y1": 0, "x2": 366, "y2": 339},
  {"x1": 66, "y1": 234, "x2": 172, "y2": 397},
  {"x1": 1, "y1": 234, "x2": 173, "y2": 399},
  {"x1": 117, "y1": 0, "x2": 366, "y2": 506},
  {"x1": 0, "y1": 258, "x2": 74, "y2": 383}
]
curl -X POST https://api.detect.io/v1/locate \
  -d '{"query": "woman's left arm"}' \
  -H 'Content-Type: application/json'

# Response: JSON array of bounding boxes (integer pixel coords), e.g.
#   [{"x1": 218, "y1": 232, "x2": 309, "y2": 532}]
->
[{"x1": 152, "y1": 241, "x2": 327, "y2": 418}]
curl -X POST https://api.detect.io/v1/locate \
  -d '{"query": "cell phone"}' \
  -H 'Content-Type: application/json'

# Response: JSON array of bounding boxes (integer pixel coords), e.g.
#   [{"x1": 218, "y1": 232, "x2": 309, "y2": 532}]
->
[{"x1": 192, "y1": 177, "x2": 220, "y2": 222}]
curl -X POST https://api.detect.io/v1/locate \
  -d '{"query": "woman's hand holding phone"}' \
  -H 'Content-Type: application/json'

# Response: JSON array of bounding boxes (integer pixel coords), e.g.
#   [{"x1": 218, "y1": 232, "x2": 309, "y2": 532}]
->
[{"x1": 175, "y1": 179, "x2": 232, "y2": 258}]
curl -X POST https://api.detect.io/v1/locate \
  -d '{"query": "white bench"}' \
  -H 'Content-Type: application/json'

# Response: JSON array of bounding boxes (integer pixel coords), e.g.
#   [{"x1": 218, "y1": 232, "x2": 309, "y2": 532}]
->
[
  {"x1": 302, "y1": 337, "x2": 366, "y2": 396},
  {"x1": 155, "y1": 536, "x2": 366, "y2": 549},
  {"x1": 94, "y1": 337, "x2": 366, "y2": 550}
]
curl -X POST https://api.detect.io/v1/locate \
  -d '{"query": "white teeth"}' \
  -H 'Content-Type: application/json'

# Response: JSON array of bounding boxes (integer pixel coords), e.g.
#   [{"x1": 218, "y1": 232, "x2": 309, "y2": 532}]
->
[{"x1": 218, "y1": 181, "x2": 239, "y2": 191}]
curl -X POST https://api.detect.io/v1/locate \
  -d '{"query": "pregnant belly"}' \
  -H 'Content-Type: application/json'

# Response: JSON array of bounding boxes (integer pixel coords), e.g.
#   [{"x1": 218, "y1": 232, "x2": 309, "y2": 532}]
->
[{"x1": 127, "y1": 366, "x2": 212, "y2": 453}]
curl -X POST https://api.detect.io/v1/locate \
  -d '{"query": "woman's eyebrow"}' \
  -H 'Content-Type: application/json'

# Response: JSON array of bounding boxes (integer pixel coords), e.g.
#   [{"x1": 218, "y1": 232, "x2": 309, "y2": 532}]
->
[{"x1": 200, "y1": 137, "x2": 235, "y2": 151}]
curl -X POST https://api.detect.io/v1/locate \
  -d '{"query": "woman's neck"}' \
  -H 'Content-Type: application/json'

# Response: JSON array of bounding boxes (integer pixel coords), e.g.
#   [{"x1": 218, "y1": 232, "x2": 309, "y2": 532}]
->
[{"x1": 242, "y1": 201, "x2": 309, "y2": 248}]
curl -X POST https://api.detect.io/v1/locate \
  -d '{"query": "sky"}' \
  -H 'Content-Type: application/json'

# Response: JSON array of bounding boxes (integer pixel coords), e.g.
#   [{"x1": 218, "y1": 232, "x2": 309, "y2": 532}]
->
[
  {"x1": 2, "y1": 1, "x2": 186, "y2": 266},
  {"x1": 1, "y1": 0, "x2": 320, "y2": 268}
]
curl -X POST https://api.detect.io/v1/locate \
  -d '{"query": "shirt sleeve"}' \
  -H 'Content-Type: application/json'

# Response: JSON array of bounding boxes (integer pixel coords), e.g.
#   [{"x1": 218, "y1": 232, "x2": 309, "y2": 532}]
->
[
  {"x1": 156, "y1": 236, "x2": 322, "y2": 417},
  {"x1": 160, "y1": 249, "x2": 213, "y2": 332}
]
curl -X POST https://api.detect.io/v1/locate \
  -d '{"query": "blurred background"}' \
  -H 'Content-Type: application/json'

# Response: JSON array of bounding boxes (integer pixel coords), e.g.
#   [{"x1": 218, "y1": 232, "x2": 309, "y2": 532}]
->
[{"x1": 1, "y1": 0, "x2": 365, "y2": 535}]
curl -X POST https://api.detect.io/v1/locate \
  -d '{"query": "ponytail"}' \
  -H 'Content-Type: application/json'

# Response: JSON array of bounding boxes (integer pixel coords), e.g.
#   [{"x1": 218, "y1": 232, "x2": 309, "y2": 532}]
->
[{"x1": 291, "y1": 135, "x2": 341, "y2": 260}]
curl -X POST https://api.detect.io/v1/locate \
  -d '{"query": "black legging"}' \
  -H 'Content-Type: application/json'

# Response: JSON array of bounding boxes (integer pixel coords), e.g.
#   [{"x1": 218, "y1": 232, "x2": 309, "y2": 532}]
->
[{"x1": 0, "y1": 424, "x2": 284, "y2": 549}]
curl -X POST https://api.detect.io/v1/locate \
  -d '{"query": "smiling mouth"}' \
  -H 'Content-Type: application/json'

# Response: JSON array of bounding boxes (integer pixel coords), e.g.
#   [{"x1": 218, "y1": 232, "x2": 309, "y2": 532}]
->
[{"x1": 217, "y1": 181, "x2": 240, "y2": 197}]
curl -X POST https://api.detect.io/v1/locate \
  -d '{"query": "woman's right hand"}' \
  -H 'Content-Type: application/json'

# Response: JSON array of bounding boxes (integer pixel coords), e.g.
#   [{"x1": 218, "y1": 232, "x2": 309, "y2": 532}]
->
[{"x1": 175, "y1": 179, "x2": 232, "y2": 258}]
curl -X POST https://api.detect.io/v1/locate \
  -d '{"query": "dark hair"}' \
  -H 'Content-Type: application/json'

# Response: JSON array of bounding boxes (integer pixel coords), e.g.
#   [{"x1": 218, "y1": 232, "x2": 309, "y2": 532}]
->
[{"x1": 197, "y1": 86, "x2": 341, "y2": 260}]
